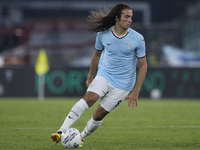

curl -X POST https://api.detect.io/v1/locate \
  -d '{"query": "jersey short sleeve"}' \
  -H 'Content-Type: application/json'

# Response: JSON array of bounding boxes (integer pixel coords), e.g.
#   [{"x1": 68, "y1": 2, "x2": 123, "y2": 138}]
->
[
  {"x1": 136, "y1": 37, "x2": 146, "y2": 58},
  {"x1": 95, "y1": 32, "x2": 104, "y2": 50}
]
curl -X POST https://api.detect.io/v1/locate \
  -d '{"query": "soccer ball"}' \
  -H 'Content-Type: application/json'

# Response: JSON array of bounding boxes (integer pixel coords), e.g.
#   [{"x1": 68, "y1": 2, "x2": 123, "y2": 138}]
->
[
  {"x1": 150, "y1": 88, "x2": 162, "y2": 100},
  {"x1": 61, "y1": 128, "x2": 82, "y2": 148}
]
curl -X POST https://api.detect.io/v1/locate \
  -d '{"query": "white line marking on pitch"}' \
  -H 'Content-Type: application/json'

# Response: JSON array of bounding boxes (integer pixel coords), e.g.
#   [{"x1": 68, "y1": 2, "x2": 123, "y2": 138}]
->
[{"x1": 3, "y1": 125, "x2": 200, "y2": 130}]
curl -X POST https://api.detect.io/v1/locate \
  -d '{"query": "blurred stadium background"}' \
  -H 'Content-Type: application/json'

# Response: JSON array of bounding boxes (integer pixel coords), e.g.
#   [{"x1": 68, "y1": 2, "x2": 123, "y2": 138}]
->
[{"x1": 0, "y1": 0, "x2": 199, "y2": 98}]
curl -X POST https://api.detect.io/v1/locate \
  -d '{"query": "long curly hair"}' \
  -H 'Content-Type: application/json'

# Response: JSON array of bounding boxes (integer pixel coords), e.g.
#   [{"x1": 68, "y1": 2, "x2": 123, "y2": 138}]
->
[{"x1": 87, "y1": 3, "x2": 131, "y2": 32}]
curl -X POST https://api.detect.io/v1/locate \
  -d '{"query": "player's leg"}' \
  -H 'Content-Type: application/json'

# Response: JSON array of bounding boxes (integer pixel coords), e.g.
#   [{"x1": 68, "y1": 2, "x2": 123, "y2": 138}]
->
[
  {"x1": 81, "y1": 104, "x2": 109, "y2": 141},
  {"x1": 57, "y1": 76, "x2": 108, "y2": 133},
  {"x1": 80, "y1": 83, "x2": 129, "y2": 144},
  {"x1": 51, "y1": 76, "x2": 108, "y2": 143},
  {"x1": 51, "y1": 92, "x2": 99, "y2": 143},
  {"x1": 80, "y1": 76, "x2": 110, "y2": 140},
  {"x1": 58, "y1": 92, "x2": 99, "y2": 133}
]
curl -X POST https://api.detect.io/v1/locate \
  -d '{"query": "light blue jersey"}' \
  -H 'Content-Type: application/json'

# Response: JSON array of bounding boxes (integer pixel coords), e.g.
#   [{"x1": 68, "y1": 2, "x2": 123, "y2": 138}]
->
[{"x1": 95, "y1": 27, "x2": 146, "y2": 91}]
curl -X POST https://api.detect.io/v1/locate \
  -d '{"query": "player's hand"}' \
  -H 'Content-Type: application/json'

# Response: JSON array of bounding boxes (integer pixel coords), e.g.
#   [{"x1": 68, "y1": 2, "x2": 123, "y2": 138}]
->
[
  {"x1": 86, "y1": 76, "x2": 93, "y2": 87},
  {"x1": 126, "y1": 90, "x2": 139, "y2": 109}
]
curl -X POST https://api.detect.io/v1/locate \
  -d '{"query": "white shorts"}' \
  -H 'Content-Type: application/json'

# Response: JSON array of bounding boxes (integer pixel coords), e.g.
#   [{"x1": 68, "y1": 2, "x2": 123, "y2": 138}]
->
[{"x1": 87, "y1": 76, "x2": 130, "y2": 112}]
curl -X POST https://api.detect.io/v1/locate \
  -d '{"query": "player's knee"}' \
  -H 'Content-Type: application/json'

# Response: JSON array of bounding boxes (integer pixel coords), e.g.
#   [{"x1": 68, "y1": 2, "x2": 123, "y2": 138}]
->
[
  {"x1": 93, "y1": 107, "x2": 109, "y2": 121},
  {"x1": 83, "y1": 95, "x2": 94, "y2": 107},
  {"x1": 83, "y1": 92, "x2": 99, "y2": 107}
]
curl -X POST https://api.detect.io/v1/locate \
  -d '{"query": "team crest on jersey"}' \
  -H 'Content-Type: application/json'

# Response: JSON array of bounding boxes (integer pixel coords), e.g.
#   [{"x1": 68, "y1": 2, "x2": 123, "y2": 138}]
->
[{"x1": 125, "y1": 43, "x2": 133, "y2": 49}]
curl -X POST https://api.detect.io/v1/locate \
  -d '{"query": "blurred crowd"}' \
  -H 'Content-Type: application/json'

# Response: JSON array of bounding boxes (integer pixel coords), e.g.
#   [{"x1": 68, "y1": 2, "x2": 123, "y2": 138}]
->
[{"x1": 0, "y1": 0, "x2": 200, "y2": 68}]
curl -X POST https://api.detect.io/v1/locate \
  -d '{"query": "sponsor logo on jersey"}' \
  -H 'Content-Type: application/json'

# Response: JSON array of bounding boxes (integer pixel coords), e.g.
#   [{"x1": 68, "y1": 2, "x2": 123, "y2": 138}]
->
[{"x1": 106, "y1": 43, "x2": 112, "y2": 46}]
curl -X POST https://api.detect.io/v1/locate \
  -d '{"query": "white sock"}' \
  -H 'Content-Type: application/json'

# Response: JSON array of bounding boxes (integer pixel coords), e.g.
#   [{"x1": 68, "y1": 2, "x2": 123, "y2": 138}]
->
[
  {"x1": 58, "y1": 99, "x2": 89, "y2": 132},
  {"x1": 81, "y1": 117, "x2": 103, "y2": 140}
]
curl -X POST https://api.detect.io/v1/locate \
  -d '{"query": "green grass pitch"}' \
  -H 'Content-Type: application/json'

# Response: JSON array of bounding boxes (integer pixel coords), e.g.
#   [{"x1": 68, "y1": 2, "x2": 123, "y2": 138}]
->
[{"x1": 0, "y1": 98, "x2": 200, "y2": 150}]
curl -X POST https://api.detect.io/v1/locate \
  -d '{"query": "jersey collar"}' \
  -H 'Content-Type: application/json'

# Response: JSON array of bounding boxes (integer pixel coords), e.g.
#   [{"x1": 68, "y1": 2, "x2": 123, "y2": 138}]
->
[{"x1": 111, "y1": 27, "x2": 129, "y2": 39}]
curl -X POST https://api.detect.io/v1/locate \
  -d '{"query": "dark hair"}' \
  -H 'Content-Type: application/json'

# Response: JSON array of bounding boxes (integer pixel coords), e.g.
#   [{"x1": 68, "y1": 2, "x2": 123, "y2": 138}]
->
[{"x1": 87, "y1": 3, "x2": 131, "y2": 32}]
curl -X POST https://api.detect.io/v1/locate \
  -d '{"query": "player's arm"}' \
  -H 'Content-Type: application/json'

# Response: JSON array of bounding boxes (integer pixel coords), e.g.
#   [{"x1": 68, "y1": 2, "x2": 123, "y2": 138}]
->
[
  {"x1": 86, "y1": 49, "x2": 103, "y2": 86},
  {"x1": 127, "y1": 56, "x2": 147, "y2": 109}
]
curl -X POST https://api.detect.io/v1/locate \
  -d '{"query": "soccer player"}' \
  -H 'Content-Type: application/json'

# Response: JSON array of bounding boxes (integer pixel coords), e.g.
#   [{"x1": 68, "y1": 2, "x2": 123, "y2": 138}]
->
[{"x1": 51, "y1": 3, "x2": 147, "y2": 147}]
